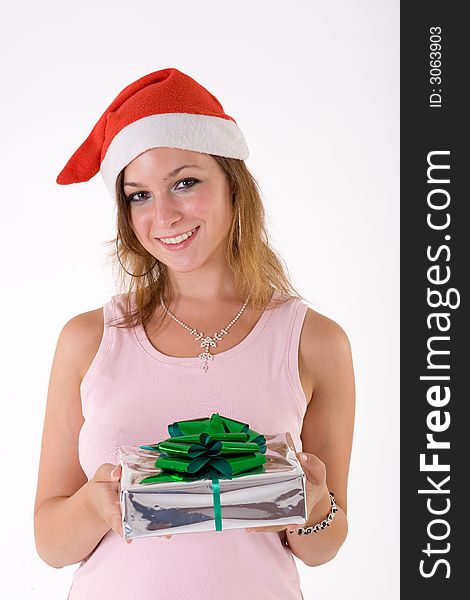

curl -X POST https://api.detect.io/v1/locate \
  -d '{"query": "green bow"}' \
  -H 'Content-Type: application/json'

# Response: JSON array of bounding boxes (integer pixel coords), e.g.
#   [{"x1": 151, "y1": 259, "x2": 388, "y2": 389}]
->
[{"x1": 137, "y1": 414, "x2": 267, "y2": 531}]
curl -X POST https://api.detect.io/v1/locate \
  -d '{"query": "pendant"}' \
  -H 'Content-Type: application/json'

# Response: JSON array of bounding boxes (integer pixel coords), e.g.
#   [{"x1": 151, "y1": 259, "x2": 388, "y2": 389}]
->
[
  {"x1": 162, "y1": 294, "x2": 250, "y2": 375},
  {"x1": 198, "y1": 336, "x2": 219, "y2": 373},
  {"x1": 198, "y1": 351, "x2": 214, "y2": 373}
]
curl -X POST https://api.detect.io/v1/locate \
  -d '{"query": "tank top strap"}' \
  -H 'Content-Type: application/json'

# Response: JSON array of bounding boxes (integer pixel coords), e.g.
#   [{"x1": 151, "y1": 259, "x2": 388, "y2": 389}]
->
[
  {"x1": 79, "y1": 296, "x2": 118, "y2": 399},
  {"x1": 285, "y1": 296, "x2": 309, "y2": 408},
  {"x1": 107, "y1": 292, "x2": 132, "y2": 322}
]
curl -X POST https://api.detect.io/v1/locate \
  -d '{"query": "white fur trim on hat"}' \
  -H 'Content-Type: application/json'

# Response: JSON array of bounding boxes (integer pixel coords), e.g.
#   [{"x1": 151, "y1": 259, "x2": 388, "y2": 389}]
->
[{"x1": 100, "y1": 112, "x2": 249, "y2": 196}]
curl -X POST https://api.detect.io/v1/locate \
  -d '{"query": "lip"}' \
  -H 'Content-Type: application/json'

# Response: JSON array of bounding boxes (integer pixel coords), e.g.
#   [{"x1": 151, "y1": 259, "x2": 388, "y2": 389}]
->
[{"x1": 156, "y1": 226, "x2": 200, "y2": 251}]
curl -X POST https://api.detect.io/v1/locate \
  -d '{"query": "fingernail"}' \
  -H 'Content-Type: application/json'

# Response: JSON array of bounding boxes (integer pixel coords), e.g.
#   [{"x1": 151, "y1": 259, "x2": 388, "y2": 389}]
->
[{"x1": 299, "y1": 453, "x2": 308, "y2": 462}]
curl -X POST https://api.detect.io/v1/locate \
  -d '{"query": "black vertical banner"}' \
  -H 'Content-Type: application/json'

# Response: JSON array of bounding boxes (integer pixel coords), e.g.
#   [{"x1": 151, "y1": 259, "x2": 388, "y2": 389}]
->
[{"x1": 401, "y1": 3, "x2": 467, "y2": 597}]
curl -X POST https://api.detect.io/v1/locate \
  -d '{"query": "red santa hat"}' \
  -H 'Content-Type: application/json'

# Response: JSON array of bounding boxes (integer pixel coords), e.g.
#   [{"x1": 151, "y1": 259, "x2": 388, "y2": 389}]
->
[{"x1": 56, "y1": 68, "x2": 249, "y2": 196}]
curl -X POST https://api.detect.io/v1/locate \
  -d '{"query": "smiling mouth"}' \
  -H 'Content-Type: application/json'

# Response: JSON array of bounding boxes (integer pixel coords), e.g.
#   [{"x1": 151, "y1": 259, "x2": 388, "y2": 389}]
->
[
  {"x1": 156, "y1": 226, "x2": 200, "y2": 249},
  {"x1": 157, "y1": 226, "x2": 199, "y2": 245}
]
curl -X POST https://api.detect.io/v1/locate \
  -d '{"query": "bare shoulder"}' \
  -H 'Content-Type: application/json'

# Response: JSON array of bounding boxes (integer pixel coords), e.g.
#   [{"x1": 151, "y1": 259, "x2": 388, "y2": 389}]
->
[
  {"x1": 301, "y1": 307, "x2": 352, "y2": 350},
  {"x1": 59, "y1": 307, "x2": 104, "y2": 382},
  {"x1": 299, "y1": 307, "x2": 356, "y2": 514},
  {"x1": 64, "y1": 306, "x2": 104, "y2": 333},
  {"x1": 299, "y1": 307, "x2": 354, "y2": 392}
]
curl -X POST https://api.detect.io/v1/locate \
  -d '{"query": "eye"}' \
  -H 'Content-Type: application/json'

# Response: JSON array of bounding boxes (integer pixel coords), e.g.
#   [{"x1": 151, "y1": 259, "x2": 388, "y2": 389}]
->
[
  {"x1": 174, "y1": 177, "x2": 199, "y2": 191},
  {"x1": 126, "y1": 191, "x2": 150, "y2": 203}
]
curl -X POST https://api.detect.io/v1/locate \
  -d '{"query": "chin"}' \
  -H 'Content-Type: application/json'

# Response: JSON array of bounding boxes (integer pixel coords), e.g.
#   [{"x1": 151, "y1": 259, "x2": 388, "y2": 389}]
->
[{"x1": 164, "y1": 259, "x2": 204, "y2": 273}]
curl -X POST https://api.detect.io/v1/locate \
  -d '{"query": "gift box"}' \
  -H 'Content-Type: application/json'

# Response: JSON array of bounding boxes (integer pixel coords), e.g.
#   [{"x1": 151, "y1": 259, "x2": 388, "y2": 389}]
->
[{"x1": 118, "y1": 414, "x2": 307, "y2": 539}]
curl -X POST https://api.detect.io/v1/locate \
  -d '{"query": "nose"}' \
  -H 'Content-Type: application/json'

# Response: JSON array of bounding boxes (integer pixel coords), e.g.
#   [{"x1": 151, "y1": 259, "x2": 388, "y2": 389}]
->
[{"x1": 149, "y1": 190, "x2": 183, "y2": 230}]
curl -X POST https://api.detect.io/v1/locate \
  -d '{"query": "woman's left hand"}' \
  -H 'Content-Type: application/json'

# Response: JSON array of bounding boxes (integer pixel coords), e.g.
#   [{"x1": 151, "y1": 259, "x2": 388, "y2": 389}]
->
[{"x1": 245, "y1": 451, "x2": 327, "y2": 534}]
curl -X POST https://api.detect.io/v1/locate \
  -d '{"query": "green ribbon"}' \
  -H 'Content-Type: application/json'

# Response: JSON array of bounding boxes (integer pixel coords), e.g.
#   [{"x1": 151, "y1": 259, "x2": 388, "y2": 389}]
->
[
  {"x1": 212, "y1": 478, "x2": 221, "y2": 530},
  {"x1": 138, "y1": 413, "x2": 267, "y2": 531}
]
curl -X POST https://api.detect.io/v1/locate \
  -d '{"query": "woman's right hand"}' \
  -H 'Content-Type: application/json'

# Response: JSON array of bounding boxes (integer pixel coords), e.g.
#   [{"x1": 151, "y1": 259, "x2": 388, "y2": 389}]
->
[
  {"x1": 86, "y1": 463, "x2": 172, "y2": 541},
  {"x1": 86, "y1": 463, "x2": 127, "y2": 539}
]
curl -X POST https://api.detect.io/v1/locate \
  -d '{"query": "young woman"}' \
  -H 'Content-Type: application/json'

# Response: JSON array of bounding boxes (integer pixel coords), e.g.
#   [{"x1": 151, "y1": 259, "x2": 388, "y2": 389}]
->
[{"x1": 34, "y1": 68, "x2": 355, "y2": 599}]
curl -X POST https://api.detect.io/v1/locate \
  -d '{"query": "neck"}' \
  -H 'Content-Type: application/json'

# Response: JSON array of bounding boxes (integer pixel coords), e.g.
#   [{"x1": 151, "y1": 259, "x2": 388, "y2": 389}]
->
[{"x1": 166, "y1": 263, "x2": 241, "y2": 304}]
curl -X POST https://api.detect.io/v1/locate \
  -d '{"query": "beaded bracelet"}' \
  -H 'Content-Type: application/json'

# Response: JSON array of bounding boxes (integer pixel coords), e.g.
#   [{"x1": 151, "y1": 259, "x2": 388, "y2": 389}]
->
[{"x1": 287, "y1": 491, "x2": 338, "y2": 535}]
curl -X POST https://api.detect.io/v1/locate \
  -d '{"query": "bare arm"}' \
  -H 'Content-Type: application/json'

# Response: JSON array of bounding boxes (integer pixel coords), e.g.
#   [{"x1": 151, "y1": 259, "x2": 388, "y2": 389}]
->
[
  {"x1": 34, "y1": 309, "x2": 123, "y2": 569},
  {"x1": 285, "y1": 310, "x2": 356, "y2": 566}
]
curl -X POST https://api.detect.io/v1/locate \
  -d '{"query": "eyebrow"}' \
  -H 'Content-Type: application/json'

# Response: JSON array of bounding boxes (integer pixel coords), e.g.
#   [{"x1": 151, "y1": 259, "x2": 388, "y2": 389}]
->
[{"x1": 123, "y1": 164, "x2": 204, "y2": 188}]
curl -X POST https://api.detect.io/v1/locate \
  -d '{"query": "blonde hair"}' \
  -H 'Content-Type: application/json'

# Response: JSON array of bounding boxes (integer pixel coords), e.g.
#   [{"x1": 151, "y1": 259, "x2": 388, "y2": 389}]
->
[{"x1": 105, "y1": 156, "x2": 307, "y2": 329}]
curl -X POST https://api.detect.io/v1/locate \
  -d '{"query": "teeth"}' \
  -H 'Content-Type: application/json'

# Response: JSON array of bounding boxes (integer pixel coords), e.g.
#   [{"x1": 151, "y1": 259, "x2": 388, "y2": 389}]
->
[{"x1": 160, "y1": 227, "x2": 196, "y2": 245}]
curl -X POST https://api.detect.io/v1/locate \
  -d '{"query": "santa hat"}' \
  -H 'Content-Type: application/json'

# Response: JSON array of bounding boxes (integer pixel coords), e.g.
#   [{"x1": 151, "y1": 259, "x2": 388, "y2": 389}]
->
[{"x1": 56, "y1": 68, "x2": 249, "y2": 196}]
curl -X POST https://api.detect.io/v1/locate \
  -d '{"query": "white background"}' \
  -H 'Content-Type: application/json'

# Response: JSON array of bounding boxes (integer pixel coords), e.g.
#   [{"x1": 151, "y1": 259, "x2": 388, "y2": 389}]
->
[{"x1": 1, "y1": 1, "x2": 399, "y2": 598}]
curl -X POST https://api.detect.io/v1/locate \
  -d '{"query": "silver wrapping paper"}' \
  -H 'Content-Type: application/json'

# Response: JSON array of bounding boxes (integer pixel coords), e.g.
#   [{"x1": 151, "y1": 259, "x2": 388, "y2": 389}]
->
[{"x1": 118, "y1": 432, "x2": 307, "y2": 539}]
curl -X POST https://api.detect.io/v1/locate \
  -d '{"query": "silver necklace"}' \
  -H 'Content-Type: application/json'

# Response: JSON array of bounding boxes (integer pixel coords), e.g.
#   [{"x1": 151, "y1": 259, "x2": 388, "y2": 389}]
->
[{"x1": 160, "y1": 294, "x2": 251, "y2": 373}]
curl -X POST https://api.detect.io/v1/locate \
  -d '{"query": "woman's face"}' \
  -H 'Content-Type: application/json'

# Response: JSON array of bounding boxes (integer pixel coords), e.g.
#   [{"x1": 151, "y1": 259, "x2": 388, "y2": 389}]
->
[{"x1": 123, "y1": 147, "x2": 233, "y2": 274}]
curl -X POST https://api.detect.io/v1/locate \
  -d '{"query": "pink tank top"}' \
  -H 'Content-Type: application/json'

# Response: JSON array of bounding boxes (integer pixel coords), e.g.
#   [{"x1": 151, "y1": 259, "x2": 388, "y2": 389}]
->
[{"x1": 68, "y1": 289, "x2": 309, "y2": 600}]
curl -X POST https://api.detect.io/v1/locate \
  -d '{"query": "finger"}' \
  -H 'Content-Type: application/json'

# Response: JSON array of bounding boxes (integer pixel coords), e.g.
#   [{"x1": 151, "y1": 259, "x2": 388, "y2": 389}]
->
[
  {"x1": 297, "y1": 452, "x2": 325, "y2": 472},
  {"x1": 109, "y1": 507, "x2": 124, "y2": 537},
  {"x1": 246, "y1": 526, "x2": 287, "y2": 533},
  {"x1": 112, "y1": 520, "x2": 123, "y2": 538},
  {"x1": 111, "y1": 465, "x2": 122, "y2": 481},
  {"x1": 296, "y1": 452, "x2": 326, "y2": 485},
  {"x1": 94, "y1": 463, "x2": 121, "y2": 483}
]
